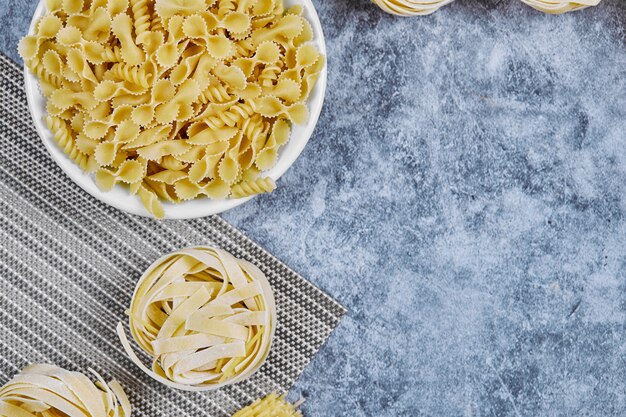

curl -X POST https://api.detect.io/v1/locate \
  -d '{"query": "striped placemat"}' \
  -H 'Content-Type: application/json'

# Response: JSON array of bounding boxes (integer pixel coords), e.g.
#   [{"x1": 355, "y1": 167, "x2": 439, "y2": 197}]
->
[{"x1": 0, "y1": 52, "x2": 345, "y2": 416}]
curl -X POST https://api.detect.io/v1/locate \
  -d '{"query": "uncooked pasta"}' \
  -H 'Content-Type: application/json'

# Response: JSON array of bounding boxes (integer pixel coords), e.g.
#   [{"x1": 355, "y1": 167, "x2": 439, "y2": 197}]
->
[
  {"x1": 0, "y1": 364, "x2": 131, "y2": 417},
  {"x1": 19, "y1": 0, "x2": 324, "y2": 217},
  {"x1": 232, "y1": 393, "x2": 302, "y2": 417},
  {"x1": 372, "y1": 0, "x2": 455, "y2": 16},
  {"x1": 521, "y1": 0, "x2": 600, "y2": 13},
  {"x1": 117, "y1": 246, "x2": 276, "y2": 391}
]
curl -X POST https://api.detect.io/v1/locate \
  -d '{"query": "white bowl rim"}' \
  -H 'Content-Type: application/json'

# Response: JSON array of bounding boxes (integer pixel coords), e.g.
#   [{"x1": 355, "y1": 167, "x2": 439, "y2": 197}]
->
[{"x1": 24, "y1": 0, "x2": 327, "y2": 219}]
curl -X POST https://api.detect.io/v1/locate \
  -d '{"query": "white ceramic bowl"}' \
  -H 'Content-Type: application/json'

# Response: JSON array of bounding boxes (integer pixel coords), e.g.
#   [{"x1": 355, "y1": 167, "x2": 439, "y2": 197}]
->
[{"x1": 24, "y1": 0, "x2": 326, "y2": 219}]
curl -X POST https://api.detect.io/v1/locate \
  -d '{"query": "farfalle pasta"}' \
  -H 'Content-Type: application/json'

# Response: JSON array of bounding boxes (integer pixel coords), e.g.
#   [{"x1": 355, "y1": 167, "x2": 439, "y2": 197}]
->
[
  {"x1": 117, "y1": 246, "x2": 276, "y2": 391},
  {"x1": 20, "y1": 0, "x2": 324, "y2": 218},
  {"x1": 0, "y1": 364, "x2": 131, "y2": 417}
]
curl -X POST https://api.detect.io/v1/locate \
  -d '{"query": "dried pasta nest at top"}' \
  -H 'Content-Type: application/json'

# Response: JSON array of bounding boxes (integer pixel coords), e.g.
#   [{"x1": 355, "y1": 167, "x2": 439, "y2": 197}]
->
[
  {"x1": 520, "y1": 0, "x2": 600, "y2": 13},
  {"x1": 371, "y1": 0, "x2": 600, "y2": 14},
  {"x1": 117, "y1": 246, "x2": 277, "y2": 391},
  {"x1": 371, "y1": 0, "x2": 455, "y2": 15},
  {"x1": 0, "y1": 364, "x2": 131, "y2": 417},
  {"x1": 19, "y1": 0, "x2": 325, "y2": 218}
]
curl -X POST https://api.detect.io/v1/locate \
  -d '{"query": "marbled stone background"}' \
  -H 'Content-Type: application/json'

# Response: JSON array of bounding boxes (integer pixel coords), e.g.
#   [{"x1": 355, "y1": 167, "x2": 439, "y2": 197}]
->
[{"x1": 2, "y1": 0, "x2": 626, "y2": 415}]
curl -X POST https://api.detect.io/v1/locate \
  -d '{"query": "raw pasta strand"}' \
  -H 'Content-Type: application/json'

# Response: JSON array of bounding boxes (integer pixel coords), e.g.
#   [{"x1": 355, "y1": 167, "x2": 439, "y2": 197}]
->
[
  {"x1": 218, "y1": 0, "x2": 237, "y2": 18},
  {"x1": 46, "y1": 116, "x2": 90, "y2": 170},
  {"x1": 202, "y1": 102, "x2": 256, "y2": 130},
  {"x1": 109, "y1": 62, "x2": 152, "y2": 88},
  {"x1": 101, "y1": 45, "x2": 124, "y2": 62},
  {"x1": 231, "y1": 393, "x2": 302, "y2": 417},
  {"x1": 198, "y1": 83, "x2": 232, "y2": 104},
  {"x1": 230, "y1": 177, "x2": 276, "y2": 198},
  {"x1": 131, "y1": 0, "x2": 151, "y2": 42},
  {"x1": 27, "y1": 55, "x2": 63, "y2": 88},
  {"x1": 151, "y1": 9, "x2": 164, "y2": 32}
]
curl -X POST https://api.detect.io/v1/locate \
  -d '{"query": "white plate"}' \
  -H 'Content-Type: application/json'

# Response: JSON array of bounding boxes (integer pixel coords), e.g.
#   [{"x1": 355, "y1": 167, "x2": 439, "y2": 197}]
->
[{"x1": 24, "y1": 0, "x2": 327, "y2": 219}]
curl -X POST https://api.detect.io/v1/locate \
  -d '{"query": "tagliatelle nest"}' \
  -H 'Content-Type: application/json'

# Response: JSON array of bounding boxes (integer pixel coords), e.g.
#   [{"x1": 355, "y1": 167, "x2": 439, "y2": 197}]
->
[
  {"x1": 117, "y1": 246, "x2": 276, "y2": 391},
  {"x1": 371, "y1": 0, "x2": 455, "y2": 16},
  {"x1": 372, "y1": 0, "x2": 600, "y2": 14},
  {"x1": 0, "y1": 364, "x2": 131, "y2": 417},
  {"x1": 521, "y1": 0, "x2": 600, "y2": 13}
]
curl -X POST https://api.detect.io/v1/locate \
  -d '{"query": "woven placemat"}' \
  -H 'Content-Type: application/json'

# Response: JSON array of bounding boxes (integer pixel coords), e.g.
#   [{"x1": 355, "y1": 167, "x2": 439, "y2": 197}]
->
[{"x1": 0, "y1": 52, "x2": 346, "y2": 416}]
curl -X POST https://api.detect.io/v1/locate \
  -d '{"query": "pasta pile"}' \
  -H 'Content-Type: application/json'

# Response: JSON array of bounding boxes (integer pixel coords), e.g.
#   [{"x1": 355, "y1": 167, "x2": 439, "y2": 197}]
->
[
  {"x1": 0, "y1": 364, "x2": 131, "y2": 417},
  {"x1": 371, "y1": 0, "x2": 455, "y2": 16},
  {"x1": 521, "y1": 0, "x2": 600, "y2": 13},
  {"x1": 232, "y1": 393, "x2": 302, "y2": 417},
  {"x1": 117, "y1": 246, "x2": 276, "y2": 390},
  {"x1": 372, "y1": 0, "x2": 600, "y2": 14},
  {"x1": 19, "y1": 0, "x2": 324, "y2": 218}
]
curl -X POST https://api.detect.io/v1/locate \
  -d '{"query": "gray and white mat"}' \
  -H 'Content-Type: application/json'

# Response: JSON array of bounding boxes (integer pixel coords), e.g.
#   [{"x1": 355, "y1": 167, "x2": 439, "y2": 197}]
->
[{"x1": 0, "y1": 53, "x2": 346, "y2": 416}]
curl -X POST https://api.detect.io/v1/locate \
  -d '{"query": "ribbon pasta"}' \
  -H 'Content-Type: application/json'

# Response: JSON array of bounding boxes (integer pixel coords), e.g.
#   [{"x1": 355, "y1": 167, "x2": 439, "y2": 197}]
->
[
  {"x1": 20, "y1": 0, "x2": 324, "y2": 218},
  {"x1": 520, "y1": 0, "x2": 600, "y2": 13},
  {"x1": 371, "y1": 0, "x2": 455, "y2": 16},
  {"x1": 372, "y1": 0, "x2": 599, "y2": 14},
  {"x1": 117, "y1": 246, "x2": 276, "y2": 391},
  {"x1": 232, "y1": 393, "x2": 302, "y2": 417},
  {"x1": 0, "y1": 364, "x2": 131, "y2": 417}
]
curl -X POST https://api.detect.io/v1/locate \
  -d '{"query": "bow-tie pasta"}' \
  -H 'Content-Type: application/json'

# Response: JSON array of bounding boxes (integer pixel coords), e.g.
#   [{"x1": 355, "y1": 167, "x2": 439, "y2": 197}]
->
[
  {"x1": 0, "y1": 364, "x2": 131, "y2": 417},
  {"x1": 117, "y1": 246, "x2": 276, "y2": 391},
  {"x1": 19, "y1": 0, "x2": 324, "y2": 218}
]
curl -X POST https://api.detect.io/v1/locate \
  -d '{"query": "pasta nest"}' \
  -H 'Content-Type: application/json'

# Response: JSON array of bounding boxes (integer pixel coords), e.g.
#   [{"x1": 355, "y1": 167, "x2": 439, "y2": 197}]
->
[
  {"x1": 117, "y1": 246, "x2": 276, "y2": 391},
  {"x1": 372, "y1": 0, "x2": 600, "y2": 14},
  {"x1": 0, "y1": 364, "x2": 130, "y2": 417},
  {"x1": 520, "y1": 0, "x2": 600, "y2": 13},
  {"x1": 371, "y1": 0, "x2": 456, "y2": 16}
]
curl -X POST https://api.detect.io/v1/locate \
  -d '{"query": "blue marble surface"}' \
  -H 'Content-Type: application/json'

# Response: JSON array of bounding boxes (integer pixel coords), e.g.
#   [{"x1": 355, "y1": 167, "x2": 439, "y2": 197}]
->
[{"x1": 3, "y1": 0, "x2": 626, "y2": 415}]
